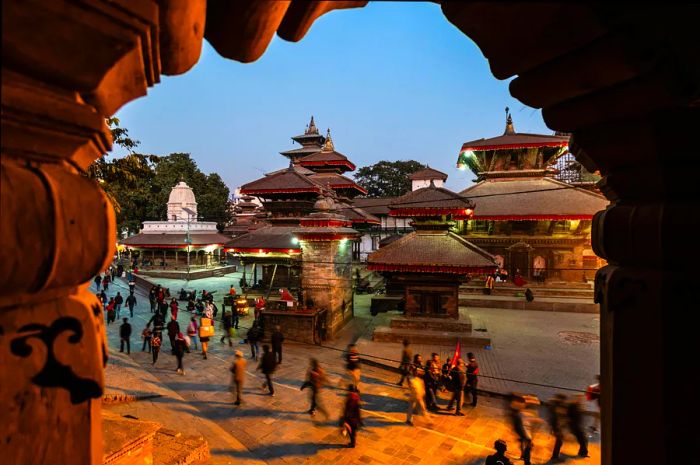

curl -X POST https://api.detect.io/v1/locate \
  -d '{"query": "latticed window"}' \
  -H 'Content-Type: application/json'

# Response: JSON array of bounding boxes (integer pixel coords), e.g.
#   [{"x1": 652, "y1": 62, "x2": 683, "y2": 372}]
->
[{"x1": 553, "y1": 152, "x2": 582, "y2": 183}]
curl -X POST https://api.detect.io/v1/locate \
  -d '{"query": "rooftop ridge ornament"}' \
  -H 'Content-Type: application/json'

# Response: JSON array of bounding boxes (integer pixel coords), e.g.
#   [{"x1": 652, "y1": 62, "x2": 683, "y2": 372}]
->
[
  {"x1": 504, "y1": 106, "x2": 515, "y2": 135},
  {"x1": 306, "y1": 115, "x2": 319, "y2": 135},
  {"x1": 323, "y1": 128, "x2": 334, "y2": 151}
]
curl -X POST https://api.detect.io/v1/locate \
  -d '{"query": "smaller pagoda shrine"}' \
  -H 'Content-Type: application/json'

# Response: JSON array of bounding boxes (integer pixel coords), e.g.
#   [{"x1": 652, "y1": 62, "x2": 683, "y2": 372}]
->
[
  {"x1": 455, "y1": 109, "x2": 609, "y2": 282},
  {"x1": 368, "y1": 182, "x2": 497, "y2": 345}
]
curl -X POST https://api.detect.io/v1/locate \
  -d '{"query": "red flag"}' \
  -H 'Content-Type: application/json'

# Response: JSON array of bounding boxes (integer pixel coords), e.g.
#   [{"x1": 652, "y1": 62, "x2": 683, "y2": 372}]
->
[{"x1": 449, "y1": 340, "x2": 461, "y2": 369}]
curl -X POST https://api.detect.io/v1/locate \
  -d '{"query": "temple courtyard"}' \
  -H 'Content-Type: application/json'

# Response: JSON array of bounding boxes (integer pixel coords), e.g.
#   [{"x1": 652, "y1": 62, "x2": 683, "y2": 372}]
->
[{"x1": 101, "y1": 277, "x2": 600, "y2": 464}]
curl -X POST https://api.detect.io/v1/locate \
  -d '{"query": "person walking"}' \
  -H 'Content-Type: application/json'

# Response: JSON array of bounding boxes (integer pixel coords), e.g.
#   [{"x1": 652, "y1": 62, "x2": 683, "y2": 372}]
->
[
  {"x1": 186, "y1": 317, "x2": 198, "y2": 350},
  {"x1": 406, "y1": 368, "x2": 433, "y2": 426},
  {"x1": 199, "y1": 312, "x2": 213, "y2": 359},
  {"x1": 106, "y1": 298, "x2": 116, "y2": 325},
  {"x1": 424, "y1": 353, "x2": 441, "y2": 411},
  {"x1": 302, "y1": 358, "x2": 328, "y2": 418},
  {"x1": 254, "y1": 296, "x2": 265, "y2": 321},
  {"x1": 125, "y1": 292, "x2": 137, "y2": 318},
  {"x1": 119, "y1": 317, "x2": 132, "y2": 354},
  {"x1": 396, "y1": 339, "x2": 412, "y2": 386},
  {"x1": 220, "y1": 310, "x2": 234, "y2": 347},
  {"x1": 99, "y1": 290, "x2": 108, "y2": 307},
  {"x1": 465, "y1": 352, "x2": 479, "y2": 407},
  {"x1": 446, "y1": 359, "x2": 467, "y2": 416},
  {"x1": 102, "y1": 273, "x2": 110, "y2": 292},
  {"x1": 170, "y1": 298, "x2": 179, "y2": 321},
  {"x1": 485, "y1": 439, "x2": 514, "y2": 465},
  {"x1": 94, "y1": 274, "x2": 102, "y2": 292},
  {"x1": 509, "y1": 394, "x2": 533, "y2": 465},
  {"x1": 141, "y1": 324, "x2": 152, "y2": 352},
  {"x1": 166, "y1": 317, "x2": 180, "y2": 354},
  {"x1": 114, "y1": 292, "x2": 124, "y2": 318},
  {"x1": 586, "y1": 375, "x2": 601, "y2": 434},
  {"x1": 547, "y1": 394, "x2": 567, "y2": 462},
  {"x1": 271, "y1": 325, "x2": 284, "y2": 364},
  {"x1": 128, "y1": 278, "x2": 136, "y2": 294},
  {"x1": 568, "y1": 394, "x2": 590, "y2": 457},
  {"x1": 340, "y1": 385, "x2": 362, "y2": 448},
  {"x1": 151, "y1": 331, "x2": 162, "y2": 365},
  {"x1": 174, "y1": 332, "x2": 187, "y2": 375},
  {"x1": 345, "y1": 344, "x2": 361, "y2": 392},
  {"x1": 247, "y1": 321, "x2": 261, "y2": 360},
  {"x1": 257, "y1": 344, "x2": 277, "y2": 396},
  {"x1": 148, "y1": 287, "x2": 157, "y2": 313},
  {"x1": 230, "y1": 350, "x2": 246, "y2": 406}
]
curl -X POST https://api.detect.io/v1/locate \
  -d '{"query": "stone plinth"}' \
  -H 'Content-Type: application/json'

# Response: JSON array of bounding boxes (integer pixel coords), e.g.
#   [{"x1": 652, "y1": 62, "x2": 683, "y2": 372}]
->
[
  {"x1": 102, "y1": 412, "x2": 159, "y2": 465},
  {"x1": 372, "y1": 313, "x2": 490, "y2": 346},
  {"x1": 260, "y1": 309, "x2": 322, "y2": 345}
]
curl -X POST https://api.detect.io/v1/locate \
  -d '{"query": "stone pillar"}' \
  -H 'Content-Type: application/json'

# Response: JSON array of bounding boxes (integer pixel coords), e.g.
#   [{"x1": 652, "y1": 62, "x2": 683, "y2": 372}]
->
[
  {"x1": 573, "y1": 109, "x2": 698, "y2": 465},
  {"x1": 299, "y1": 238, "x2": 355, "y2": 337}
]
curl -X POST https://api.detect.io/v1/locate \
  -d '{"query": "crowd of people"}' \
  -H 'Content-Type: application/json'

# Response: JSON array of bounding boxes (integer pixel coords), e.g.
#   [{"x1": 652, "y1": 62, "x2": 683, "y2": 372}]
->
[{"x1": 94, "y1": 268, "x2": 598, "y2": 455}]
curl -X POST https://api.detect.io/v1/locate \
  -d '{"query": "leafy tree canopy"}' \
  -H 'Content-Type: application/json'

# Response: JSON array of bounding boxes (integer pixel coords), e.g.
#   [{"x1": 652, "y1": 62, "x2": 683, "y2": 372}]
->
[
  {"x1": 88, "y1": 119, "x2": 231, "y2": 237},
  {"x1": 354, "y1": 160, "x2": 425, "y2": 198}
]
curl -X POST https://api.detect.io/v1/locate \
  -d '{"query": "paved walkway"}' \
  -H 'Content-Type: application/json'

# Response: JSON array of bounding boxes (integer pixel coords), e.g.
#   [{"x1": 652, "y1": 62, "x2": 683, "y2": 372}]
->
[{"x1": 100, "y1": 278, "x2": 600, "y2": 464}]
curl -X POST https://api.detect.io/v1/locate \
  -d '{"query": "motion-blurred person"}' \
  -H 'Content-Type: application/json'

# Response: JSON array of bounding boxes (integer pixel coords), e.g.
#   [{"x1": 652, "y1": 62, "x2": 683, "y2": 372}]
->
[
  {"x1": 568, "y1": 394, "x2": 589, "y2": 457},
  {"x1": 340, "y1": 385, "x2": 362, "y2": 448},
  {"x1": 302, "y1": 358, "x2": 328, "y2": 418},
  {"x1": 406, "y1": 367, "x2": 433, "y2": 426},
  {"x1": 465, "y1": 352, "x2": 479, "y2": 407},
  {"x1": 396, "y1": 339, "x2": 412, "y2": 386},
  {"x1": 446, "y1": 359, "x2": 467, "y2": 416},
  {"x1": 424, "y1": 353, "x2": 441, "y2": 410},
  {"x1": 345, "y1": 344, "x2": 361, "y2": 392},
  {"x1": 508, "y1": 394, "x2": 532, "y2": 465},
  {"x1": 257, "y1": 344, "x2": 277, "y2": 396},
  {"x1": 230, "y1": 350, "x2": 246, "y2": 406},
  {"x1": 547, "y1": 393, "x2": 568, "y2": 462},
  {"x1": 271, "y1": 325, "x2": 284, "y2": 364}
]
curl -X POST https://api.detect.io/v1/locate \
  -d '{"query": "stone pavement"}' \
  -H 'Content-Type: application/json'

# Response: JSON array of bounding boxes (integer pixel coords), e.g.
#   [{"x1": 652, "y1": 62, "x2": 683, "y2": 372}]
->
[{"x1": 101, "y1": 278, "x2": 600, "y2": 464}]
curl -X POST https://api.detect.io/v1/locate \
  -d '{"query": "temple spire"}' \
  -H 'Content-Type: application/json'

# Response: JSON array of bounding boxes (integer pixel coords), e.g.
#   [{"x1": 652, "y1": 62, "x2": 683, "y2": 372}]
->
[
  {"x1": 306, "y1": 115, "x2": 318, "y2": 135},
  {"x1": 323, "y1": 128, "x2": 334, "y2": 151},
  {"x1": 504, "y1": 107, "x2": 515, "y2": 135}
]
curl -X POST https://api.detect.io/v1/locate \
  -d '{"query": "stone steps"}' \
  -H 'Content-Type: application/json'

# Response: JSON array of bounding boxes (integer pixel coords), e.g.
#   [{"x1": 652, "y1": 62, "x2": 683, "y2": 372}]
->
[
  {"x1": 459, "y1": 295, "x2": 598, "y2": 313},
  {"x1": 372, "y1": 326, "x2": 490, "y2": 347},
  {"x1": 153, "y1": 429, "x2": 210, "y2": 465},
  {"x1": 460, "y1": 286, "x2": 594, "y2": 298},
  {"x1": 389, "y1": 315, "x2": 472, "y2": 332}
]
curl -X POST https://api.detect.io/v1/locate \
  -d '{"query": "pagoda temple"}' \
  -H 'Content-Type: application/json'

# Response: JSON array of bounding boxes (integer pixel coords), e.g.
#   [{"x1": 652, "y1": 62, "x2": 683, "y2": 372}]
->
[
  {"x1": 367, "y1": 182, "x2": 497, "y2": 344},
  {"x1": 226, "y1": 117, "x2": 378, "y2": 294},
  {"x1": 119, "y1": 181, "x2": 231, "y2": 272},
  {"x1": 455, "y1": 109, "x2": 609, "y2": 282}
]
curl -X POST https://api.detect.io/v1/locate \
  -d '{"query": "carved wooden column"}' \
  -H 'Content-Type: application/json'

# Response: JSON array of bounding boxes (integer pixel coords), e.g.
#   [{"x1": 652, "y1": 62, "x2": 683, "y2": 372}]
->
[
  {"x1": 0, "y1": 1, "x2": 191, "y2": 463},
  {"x1": 573, "y1": 108, "x2": 698, "y2": 465}
]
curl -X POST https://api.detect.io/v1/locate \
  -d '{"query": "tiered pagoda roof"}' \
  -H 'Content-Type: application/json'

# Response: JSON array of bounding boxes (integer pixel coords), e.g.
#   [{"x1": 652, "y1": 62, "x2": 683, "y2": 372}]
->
[
  {"x1": 460, "y1": 177, "x2": 608, "y2": 221},
  {"x1": 225, "y1": 225, "x2": 301, "y2": 254},
  {"x1": 367, "y1": 231, "x2": 496, "y2": 274},
  {"x1": 389, "y1": 182, "x2": 474, "y2": 218},
  {"x1": 456, "y1": 108, "x2": 569, "y2": 180},
  {"x1": 308, "y1": 172, "x2": 367, "y2": 196},
  {"x1": 336, "y1": 202, "x2": 380, "y2": 225},
  {"x1": 239, "y1": 163, "x2": 324, "y2": 196},
  {"x1": 297, "y1": 129, "x2": 356, "y2": 172}
]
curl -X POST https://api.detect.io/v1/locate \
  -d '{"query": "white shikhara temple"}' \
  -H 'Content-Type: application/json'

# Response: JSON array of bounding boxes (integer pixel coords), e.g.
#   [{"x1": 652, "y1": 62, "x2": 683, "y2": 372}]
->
[{"x1": 120, "y1": 181, "x2": 231, "y2": 268}]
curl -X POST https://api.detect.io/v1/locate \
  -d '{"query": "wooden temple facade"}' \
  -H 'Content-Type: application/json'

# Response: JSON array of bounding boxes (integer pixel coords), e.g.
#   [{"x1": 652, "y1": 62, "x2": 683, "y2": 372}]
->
[{"x1": 456, "y1": 111, "x2": 610, "y2": 282}]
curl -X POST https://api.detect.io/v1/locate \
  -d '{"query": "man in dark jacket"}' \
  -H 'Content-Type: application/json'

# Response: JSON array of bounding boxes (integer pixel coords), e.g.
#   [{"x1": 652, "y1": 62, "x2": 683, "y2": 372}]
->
[
  {"x1": 257, "y1": 345, "x2": 277, "y2": 396},
  {"x1": 271, "y1": 325, "x2": 284, "y2": 364},
  {"x1": 485, "y1": 439, "x2": 513, "y2": 465},
  {"x1": 166, "y1": 318, "x2": 180, "y2": 354},
  {"x1": 568, "y1": 395, "x2": 589, "y2": 457},
  {"x1": 125, "y1": 293, "x2": 137, "y2": 318},
  {"x1": 220, "y1": 311, "x2": 233, "y2": 347},
  {"x1": 114, "y1": 292, "x2": 124, "y2": 318},
  {"x1": 465, "y1": 352, "x2": 479, "y2": 407},
  {"x1": 446, "y1": 359, "x2": 467, "y2": 416},
  {"x1": 547, "y1": 394, "x2": 567, "y2": 461},
  {"x1": 119, "y1": 318, "x2": 132, "y2": 354}
]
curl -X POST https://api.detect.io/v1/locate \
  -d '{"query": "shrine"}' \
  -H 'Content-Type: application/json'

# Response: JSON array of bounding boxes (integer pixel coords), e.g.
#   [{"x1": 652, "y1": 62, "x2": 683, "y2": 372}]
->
[
  {"x1": 368, "y1": 182, "x2": 497, "y2": 344},
  {"x1": 456, "y1": 110, "x2": 609, "y2": 282},
  {"x1": 226, "y1": 118, "x2": 378, "y2": 295},
  {"x1": 119, "y1": 181, "x2": 232, "y2": 277}
]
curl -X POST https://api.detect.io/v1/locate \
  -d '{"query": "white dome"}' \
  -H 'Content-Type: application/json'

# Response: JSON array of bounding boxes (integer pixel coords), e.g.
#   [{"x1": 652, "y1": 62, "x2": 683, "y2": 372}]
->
[
  {"x1": 167, "y1": 181, "x2": 198, "y2": 221},
  {"x1": 168, "y1": 181, "x2": 196, "y2": 205}
]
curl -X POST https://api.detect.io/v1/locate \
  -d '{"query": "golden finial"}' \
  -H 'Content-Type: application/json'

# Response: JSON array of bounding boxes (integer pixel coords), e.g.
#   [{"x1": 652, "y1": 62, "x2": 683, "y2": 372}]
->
[{"x1": 323, "y1": 128, "x2": 334, "y2": 151}]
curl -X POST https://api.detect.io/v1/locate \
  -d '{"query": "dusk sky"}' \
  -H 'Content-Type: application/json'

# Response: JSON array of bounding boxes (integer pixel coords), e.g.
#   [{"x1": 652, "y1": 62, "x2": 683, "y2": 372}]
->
[{"x1": 115, "y1": 2, "x2": 552, "y2": 194}]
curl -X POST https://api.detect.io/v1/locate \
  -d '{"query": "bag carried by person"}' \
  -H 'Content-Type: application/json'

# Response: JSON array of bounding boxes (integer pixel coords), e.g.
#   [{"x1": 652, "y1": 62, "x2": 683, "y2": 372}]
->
[{"x1": 199, "y1": 317, "x2": 215, "y2": 337}]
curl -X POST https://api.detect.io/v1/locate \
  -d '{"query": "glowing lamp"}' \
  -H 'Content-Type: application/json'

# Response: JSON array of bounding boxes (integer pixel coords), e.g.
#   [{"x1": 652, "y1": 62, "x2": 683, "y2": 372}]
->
[
  {"x1": 291, "y1": 237, "x2": 299, "y2": 244},
  {"x1": 465, "y1": 208, "x2": 473, "y2": 216},
  {"x1": 457, "y1": 163, "x2": 467, "y2": 171},
  {"x1": 258, "y1": 249, "x2": 264, "y2": 254}
]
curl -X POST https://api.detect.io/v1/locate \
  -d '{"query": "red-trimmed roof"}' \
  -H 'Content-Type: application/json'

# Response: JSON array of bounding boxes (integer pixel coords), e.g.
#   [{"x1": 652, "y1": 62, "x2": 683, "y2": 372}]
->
[
  {"x1": 459, "y1": 177, "x2": 608, "y2": 219},
  {"x1": 460, "y1": 132, "x2": 569, "y2": 152},
  {"x1": 308, "y1": 172, "x2": 367, "y2": 195},
  {"x1": 298, "y1": 150, "x2": 356, "y2": 171},
  {"x1": 240, "y1": 167, "x2": 322, "y2": 195},
  {"x1": 225, "y1": 226, "x2": 299, "y2": 252},
  {"x1": 389, "y1": 185, "x2": 473, "y2": 217},
  {"x1": 337, "y1": 202, "x2": 381, "y2": 225},
  {"x1": 367, "y1": 230, "x2": 497, "y2": 273}
]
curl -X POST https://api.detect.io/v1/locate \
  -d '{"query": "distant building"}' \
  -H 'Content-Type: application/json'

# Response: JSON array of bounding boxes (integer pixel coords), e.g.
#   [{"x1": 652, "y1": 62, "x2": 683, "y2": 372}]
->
[
  {"x1": 120, "y1": 181, "x2": 231, "y2": 269},
  {"x1": 455, "y1": 110, "x2": 609, "y2": 282}
]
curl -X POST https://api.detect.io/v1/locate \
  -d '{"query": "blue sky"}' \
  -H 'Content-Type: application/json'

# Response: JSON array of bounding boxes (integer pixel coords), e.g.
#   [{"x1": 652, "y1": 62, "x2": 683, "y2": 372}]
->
[{"x1": 115, "y1": 2, "x2": 551, "y2": 194}]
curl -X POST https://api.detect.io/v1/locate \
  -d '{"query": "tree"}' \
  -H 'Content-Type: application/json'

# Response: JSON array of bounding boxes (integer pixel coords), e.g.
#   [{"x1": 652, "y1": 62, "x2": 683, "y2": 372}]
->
[{"x1": 354, "y1": 160, "x2": 425, "y2": 197}]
